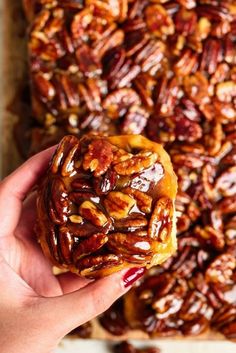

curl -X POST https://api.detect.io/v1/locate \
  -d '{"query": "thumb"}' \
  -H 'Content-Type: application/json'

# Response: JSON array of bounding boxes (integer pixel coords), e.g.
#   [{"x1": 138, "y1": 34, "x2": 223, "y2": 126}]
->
[{"x1": 38, "y1": 267, "x2": 145, "y2": 337}]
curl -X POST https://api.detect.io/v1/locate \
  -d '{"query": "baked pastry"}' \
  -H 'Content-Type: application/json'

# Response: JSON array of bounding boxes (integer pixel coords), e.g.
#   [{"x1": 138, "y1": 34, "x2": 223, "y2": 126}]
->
[
  {"x1": 36, "y1": 134, "x2": 177, "y2": 278},
  {"x1": 22, "y1": 0, "x2": 236, "y2": 339}
]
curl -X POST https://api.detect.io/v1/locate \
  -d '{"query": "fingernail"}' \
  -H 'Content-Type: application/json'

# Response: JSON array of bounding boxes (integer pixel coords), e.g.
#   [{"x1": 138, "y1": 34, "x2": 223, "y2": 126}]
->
[{"x1": 123, "y1": 267, "x2": 145, "y2": 288}]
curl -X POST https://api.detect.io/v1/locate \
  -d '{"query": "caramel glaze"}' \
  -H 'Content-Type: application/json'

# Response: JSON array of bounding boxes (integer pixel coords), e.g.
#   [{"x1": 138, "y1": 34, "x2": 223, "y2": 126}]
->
[{"x1": 37, "y1": 134, "x2": 177, "y2": 278}]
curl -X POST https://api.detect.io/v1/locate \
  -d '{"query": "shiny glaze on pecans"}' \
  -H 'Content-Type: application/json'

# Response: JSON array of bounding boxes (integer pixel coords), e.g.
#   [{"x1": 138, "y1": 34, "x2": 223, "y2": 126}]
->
[
  {"x1": 27, "y1": 0, "x2": 236, "y2": 153},
  {"x1": 37, "y1": 134, "x2": 177, "y2": 278},
  {"x1": 102, "y1": 226, "x2": 236, "y2": 338},
  {"x1": 26, "y1": 0, "x2": 236, "y2": 340}
]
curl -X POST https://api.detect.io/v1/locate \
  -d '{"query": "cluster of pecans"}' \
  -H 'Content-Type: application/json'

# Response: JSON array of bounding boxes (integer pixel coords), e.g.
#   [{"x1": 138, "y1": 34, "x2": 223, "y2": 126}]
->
[
  {"x1": 23, "y1": 0, "x2": 236, "y2": 340},
  {"x1": 36, "y1": 134, "x2": 177, "y2": 277},
  {"x1": 24, "y1": 0, "x2": 236, "y2": 154}
]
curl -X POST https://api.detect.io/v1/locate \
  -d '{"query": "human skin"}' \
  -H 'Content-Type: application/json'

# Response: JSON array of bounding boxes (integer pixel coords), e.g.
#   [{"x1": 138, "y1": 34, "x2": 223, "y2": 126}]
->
[{"x1": 0, "y1": 147, "x2": 144, "y2": 353}]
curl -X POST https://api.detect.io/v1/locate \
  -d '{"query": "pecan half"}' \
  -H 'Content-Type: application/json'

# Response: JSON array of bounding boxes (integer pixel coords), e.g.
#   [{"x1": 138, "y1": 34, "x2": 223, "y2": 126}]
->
[
  {"x1": 78, "y1": 201, "x2": 108, "y2": 227},
  {"x1": 83, "y1": 139, "x2": 114, "y2": 177},
  {"x1": 121, "y1": 106, "x2": 149, "y2": 135},
  {"x1": 93, "y1": 169, "x2": 118, "y2": 195},
  {"x1": 114, "y1": 151, "x2": 158, "y2": 175},
  {"x1": 51, "y1": 135, "x2": 80, "y2": 175},
  {"x1": 148, "y1": 197, "x2": 173, "y2": 242},
  {"x1": 108, "y1": 232, "x2": 153, "y2": 263},
  {"x1": 122, "y1": 187, "x2": 153, "y2": 213},
  {"x1": 58, "y1": 226, "x2": 74, "y2": 264},
  {"x1": 77, "y1": 254, "x2": 124, "y2": 277},
  {"x1": 114, "y1": 214, "x2": 148, "y2": 232},
  {"x1": 73, "y1": 233, "x2": 108, "y2": 261},
  {"x1": 215, "y1": 166, "x2": 236, "y2": 197},
  {"x1": 102, "y1": 88, "x2": 141, "y2": 119},
  {"x1": 206, "y1": 254, "x2": 236, "y2": 284},
  {"x1": 104, "y1": 191, "x2": 136, "y2": 220},
  {"x1": 47, "y1": 177, "x2": 69, "y2": 224}
]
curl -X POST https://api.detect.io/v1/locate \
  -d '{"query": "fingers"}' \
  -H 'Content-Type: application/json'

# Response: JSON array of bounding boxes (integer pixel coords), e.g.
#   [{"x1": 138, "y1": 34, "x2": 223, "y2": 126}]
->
[
  {"x1": 57, "y1": 272, "x2": 92, "y2": 294},
  {"x1": 0, "y1": 146, "x2": 56, "y2": 236},
  {"x1": 38, "y1": 269, "x2": 134, "y2": 336},
  {"x1": 0, "y1": 256, "x2": 33, "y2": 304}
]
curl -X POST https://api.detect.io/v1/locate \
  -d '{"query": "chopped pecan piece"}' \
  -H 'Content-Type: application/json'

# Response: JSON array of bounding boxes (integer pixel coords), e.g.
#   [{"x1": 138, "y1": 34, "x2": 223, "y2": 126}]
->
[{"x1": 69, "y1": 215, "x2": 83, "y2": 224}]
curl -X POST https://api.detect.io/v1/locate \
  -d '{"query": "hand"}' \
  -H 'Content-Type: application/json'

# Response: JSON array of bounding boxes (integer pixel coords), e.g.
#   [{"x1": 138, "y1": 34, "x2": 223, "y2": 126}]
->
[{"x1": 0, "y1": 148, "x2": 145, "y2": 353}]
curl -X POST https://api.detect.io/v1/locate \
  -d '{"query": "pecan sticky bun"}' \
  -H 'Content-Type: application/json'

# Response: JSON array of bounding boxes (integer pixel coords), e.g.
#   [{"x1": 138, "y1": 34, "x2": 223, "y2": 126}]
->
[{"x1": 36, "y1": 134, "x2": 177, "y2": 278}]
